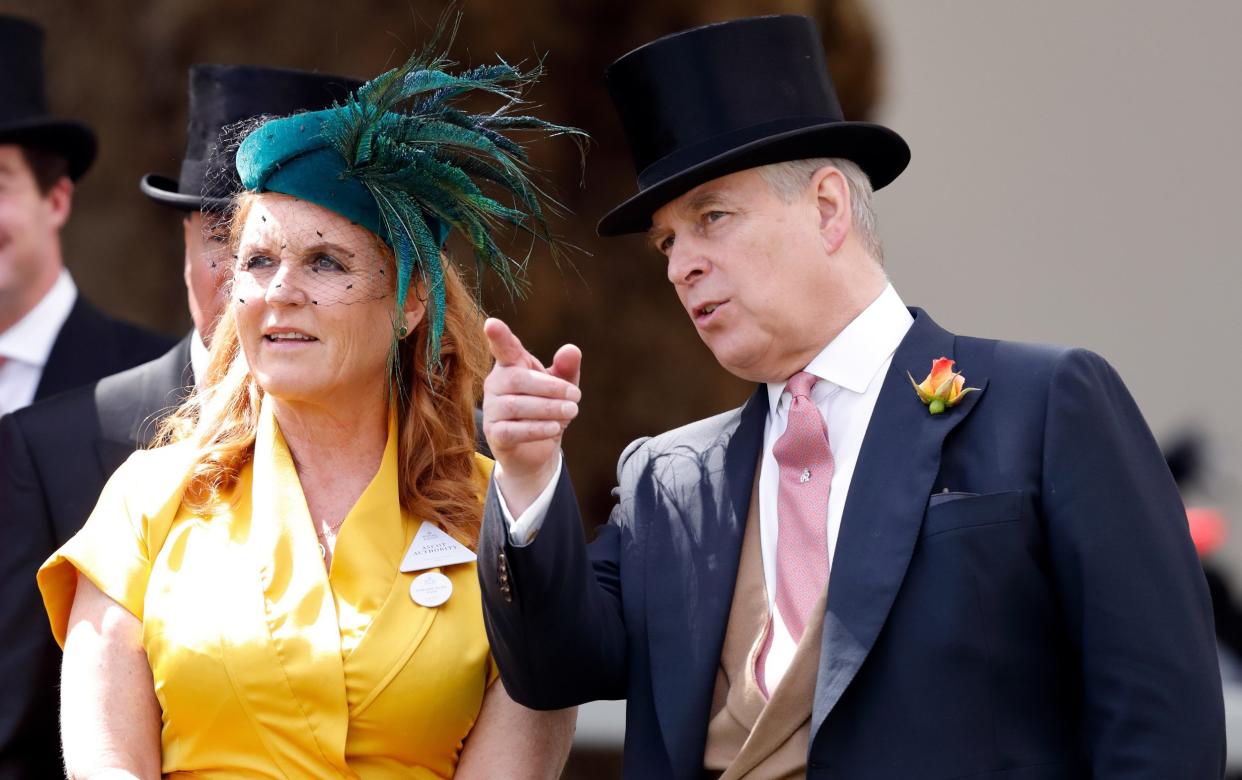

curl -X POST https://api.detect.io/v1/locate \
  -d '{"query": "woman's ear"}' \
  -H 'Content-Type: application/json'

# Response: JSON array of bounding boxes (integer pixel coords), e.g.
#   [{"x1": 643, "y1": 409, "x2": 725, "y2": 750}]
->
[{"x1": 399, "y1": 283, "x2": 427, "y2": 339}]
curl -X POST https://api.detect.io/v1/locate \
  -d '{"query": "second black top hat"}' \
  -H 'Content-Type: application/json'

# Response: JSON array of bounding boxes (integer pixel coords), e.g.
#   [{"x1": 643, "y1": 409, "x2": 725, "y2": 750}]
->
[{"x1": 140, "y1": 64, "x2": 362, "y2": 211}]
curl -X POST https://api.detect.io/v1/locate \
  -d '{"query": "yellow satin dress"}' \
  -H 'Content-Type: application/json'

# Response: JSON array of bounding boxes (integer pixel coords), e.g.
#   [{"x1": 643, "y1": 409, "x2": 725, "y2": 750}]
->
[{"x1": 39, "y1": 400, "x2": 498, "y2": 778}]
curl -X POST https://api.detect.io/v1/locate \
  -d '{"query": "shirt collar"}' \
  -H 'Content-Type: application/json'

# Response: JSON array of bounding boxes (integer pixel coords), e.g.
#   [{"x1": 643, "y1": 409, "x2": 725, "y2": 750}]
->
[
  {"x1": 0, "y1": 270, "x2": 78, "y2": 366},
  {"x1": 190, "y1": 329, "x2": 209, "y2": 387},
  {"x1": 765, "y1": 283, "x2": 913, "y2": 415}
]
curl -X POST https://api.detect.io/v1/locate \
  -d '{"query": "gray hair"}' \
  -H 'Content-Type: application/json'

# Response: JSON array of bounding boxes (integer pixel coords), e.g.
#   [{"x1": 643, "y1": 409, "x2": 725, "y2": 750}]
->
[{"x1": 758, "y1": 157, "x2": 883, "y2": 263}]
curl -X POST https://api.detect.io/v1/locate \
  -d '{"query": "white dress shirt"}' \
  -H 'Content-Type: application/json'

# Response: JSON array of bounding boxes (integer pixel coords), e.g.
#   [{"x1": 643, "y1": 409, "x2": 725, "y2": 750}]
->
[
  {"x1": 0, "y1": 270, "x2": 77, "y2": 415},
  {"x1": 189, "y1": 329, "x2": 209, "y2": 387},
  {"x1": 498, "y1": 284, "x2": 913, "y2": 689},
  {"x1": 757, "y1": 283, "x2": 912, "y2": 687}
]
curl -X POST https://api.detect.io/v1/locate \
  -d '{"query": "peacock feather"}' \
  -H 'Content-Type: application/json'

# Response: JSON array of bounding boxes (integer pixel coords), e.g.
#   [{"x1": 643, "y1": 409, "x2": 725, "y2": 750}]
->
[{"x1": 319, "y1": 13, "x2": 587, "y2": 369}]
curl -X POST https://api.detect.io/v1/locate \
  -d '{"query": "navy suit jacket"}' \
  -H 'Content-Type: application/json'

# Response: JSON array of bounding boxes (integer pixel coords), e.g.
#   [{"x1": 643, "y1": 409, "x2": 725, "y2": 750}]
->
[
  {"x1": 0, "y1": 336, "x2": 192, "y2": 779},
  {"x1": 478, "y1": 309, "x2": 1225, "y2": 779},
  {"x1": 33, "y1": 295, "x2": 176, "y2": 403}
]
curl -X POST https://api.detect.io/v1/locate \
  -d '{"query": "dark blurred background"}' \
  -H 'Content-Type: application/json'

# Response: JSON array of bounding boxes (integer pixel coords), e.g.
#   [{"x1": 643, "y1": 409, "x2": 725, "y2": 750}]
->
[{"x1": 0, "y1": 0, "x2": 885, "y2": 540}]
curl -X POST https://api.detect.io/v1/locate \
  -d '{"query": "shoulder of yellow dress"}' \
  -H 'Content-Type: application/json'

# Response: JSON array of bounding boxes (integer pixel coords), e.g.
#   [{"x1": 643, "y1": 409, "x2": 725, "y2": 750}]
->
[
  {"x1": 109, "y1": 439, "x2": 204, "y2": 514},
  {"x1": 472, "y1": 452, "x2": 495, "y2": 480},
  {"x1": 116, "y1": 439, "x2": 197, "y2": 479}
]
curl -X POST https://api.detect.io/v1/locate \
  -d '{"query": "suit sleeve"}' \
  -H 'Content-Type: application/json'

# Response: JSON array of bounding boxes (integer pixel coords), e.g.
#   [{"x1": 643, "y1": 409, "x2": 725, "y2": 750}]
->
[
  {"x1": 478, "y1": 440, "x2": 647, "y2": 710},
  {"x1": 0, "y1": 414, "x2": 64, "y2": 778},
  {"x1": 1040, "y1": 349, "x2": 1225, "y2": 777}
]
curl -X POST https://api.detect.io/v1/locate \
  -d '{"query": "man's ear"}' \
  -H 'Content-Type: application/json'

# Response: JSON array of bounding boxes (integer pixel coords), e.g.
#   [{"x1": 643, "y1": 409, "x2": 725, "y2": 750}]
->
[
  {"x1": 811, "y1": 165, "x2": 851, "y2": 255},
  {"x1": 44, "y1": 176, "x2": 74, "y2": 230}
]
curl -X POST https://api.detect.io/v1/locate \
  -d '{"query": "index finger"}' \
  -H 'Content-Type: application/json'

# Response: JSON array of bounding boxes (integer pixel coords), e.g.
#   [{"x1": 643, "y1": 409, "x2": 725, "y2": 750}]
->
[{"x1": 484, "y1": 318, "x2": 536, "y2": 369}]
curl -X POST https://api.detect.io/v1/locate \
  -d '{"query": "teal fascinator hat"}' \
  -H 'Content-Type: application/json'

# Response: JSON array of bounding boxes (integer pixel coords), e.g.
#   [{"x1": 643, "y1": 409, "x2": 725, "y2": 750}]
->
[{"x1": 235, "y1": 30, "x2": 585, "y2": 365}]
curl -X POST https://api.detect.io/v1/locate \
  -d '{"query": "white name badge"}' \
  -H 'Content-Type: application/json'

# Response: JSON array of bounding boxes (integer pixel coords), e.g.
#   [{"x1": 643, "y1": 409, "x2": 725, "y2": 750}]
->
[
  {"x1": 400, "y1": 522, "x2": 477, "y2": 572},
  {"x1": 410, "y1": 571, "x2": 453, "y2": 607}
]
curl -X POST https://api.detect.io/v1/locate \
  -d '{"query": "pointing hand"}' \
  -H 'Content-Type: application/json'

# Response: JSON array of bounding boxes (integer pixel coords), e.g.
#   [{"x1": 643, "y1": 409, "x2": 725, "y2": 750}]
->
[{"x1": 482, "y1": 318, "x2": 582, "y2": 516}]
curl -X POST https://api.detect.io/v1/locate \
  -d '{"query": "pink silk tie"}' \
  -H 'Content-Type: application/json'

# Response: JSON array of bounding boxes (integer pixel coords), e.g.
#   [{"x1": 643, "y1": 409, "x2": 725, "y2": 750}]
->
[{"x1": 755, "y1": 371, "x2": 833, "y2": 696}]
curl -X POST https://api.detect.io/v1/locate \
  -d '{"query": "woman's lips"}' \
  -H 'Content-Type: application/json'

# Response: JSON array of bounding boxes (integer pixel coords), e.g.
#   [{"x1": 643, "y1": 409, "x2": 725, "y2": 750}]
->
[{"x1": 262, "y1": 331, "x2": 318, "y2": 346}]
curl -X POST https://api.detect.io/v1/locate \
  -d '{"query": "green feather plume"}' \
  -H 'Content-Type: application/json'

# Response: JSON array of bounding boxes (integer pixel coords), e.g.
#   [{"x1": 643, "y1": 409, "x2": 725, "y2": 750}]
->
[{"x1": 319, "y1": 15, "x2": 586, "y2": 369}]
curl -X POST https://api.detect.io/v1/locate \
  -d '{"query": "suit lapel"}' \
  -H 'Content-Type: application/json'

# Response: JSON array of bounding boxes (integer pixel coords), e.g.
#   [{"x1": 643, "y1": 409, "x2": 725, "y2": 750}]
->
[
  {"x1": 97, "y1": 336, "x2": 194, "y2": 448},
  {"x1": 811, "y1": 309, "x2": 988, "y2": 738},
  {"x1": 90, "y1": 337, "x2": 194, "y2": 478},
  {"x1": 36, "y1": 298, "x2": 109, "y2": 401},
  {"x1": 647, "y1": 388, "x2": 767, "y2": 778},
  {"x1": 94, "y1": 439, "x2": 136, "y2": 482}
]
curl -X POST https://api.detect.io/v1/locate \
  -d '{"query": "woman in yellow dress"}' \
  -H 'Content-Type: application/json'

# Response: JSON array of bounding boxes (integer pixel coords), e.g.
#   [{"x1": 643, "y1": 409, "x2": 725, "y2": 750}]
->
[{"x1": 38, "y1": 39, "x2": 583, "y2": 779}]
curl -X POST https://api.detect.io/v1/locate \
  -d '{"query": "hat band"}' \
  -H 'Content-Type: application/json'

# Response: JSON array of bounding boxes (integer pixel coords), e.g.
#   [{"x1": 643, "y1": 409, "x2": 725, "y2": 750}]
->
[
  {"x1": 636, "y1": 115, "x2": 835, "y2": 189},
  {"x1": 260, "y1": 146, "x2": 383, "y2": 236}
]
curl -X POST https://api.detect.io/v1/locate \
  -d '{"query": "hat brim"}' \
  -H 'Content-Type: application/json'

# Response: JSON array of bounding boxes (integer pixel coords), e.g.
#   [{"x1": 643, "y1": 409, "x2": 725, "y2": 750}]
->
[
  {"x1": 0, "y1": 117, "x2": 97, "y2": 180},
  {"x1": 597, "y1": 121, "x2": 910, "y2": 237},
  {"x1": 139, "y1": 173, "x2": 232, "y2": 212}
]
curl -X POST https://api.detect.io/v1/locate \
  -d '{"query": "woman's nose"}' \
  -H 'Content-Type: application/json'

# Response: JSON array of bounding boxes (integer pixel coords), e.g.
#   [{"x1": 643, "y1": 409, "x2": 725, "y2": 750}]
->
[{"x1": 264, "y1": 263, "x2": 308, "y2": 306}]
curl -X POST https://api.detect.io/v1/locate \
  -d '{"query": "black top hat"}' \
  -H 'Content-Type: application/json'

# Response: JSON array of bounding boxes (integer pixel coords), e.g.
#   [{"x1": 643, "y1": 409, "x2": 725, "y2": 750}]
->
[
  {"x1": 0, "y1": 15, "x2": 97, "y2": 181},
  {"x1": 140, "y1": 64, "x2": 363, "y2": 211},
  {"x1": 598, "y1": 15, "x2": 910, "y2": 237}
]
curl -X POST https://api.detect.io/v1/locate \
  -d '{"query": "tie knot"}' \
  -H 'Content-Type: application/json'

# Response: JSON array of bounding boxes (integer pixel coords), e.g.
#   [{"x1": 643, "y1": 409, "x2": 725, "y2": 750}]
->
[{"x1": 786, "y1": 371, "x2": 818, "y2": 400}]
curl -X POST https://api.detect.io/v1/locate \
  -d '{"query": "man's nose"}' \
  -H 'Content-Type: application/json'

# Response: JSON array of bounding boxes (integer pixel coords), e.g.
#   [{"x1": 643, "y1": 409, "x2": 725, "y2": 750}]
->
[
  {"x1": 666, "y1": 239, "x2": 708, "y2": 286},
  {"x1": 264, "y1": 263, "x2": 308, "y2": 306}
]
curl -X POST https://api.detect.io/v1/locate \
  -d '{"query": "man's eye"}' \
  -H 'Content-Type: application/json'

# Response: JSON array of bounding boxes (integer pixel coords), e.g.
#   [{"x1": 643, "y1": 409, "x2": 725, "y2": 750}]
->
[{"x1": 312, "y1": 254, "x2": 345, "y2": 272}]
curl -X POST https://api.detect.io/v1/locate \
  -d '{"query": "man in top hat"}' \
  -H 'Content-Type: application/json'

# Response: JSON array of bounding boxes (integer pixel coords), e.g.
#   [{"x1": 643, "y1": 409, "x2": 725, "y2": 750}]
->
[
  {"x1": 0, "y1": 14, "x2": 173, "y2": 418},
  {"x1": 475, "y1": 15, "x2": 1225, "y2": 779},
  {"x1": 0, "y1": 63, "x2": 360, "y2": 778}
]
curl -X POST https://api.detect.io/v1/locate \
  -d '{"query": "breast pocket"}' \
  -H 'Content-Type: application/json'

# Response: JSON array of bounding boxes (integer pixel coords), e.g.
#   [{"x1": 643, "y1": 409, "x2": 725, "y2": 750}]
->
[{"x1": 920, "y1": 489, "x2": 1024, "y2": 539}]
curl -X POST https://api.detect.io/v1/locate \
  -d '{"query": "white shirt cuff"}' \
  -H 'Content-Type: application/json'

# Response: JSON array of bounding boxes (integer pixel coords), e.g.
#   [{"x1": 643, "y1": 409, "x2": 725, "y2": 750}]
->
[{"x1": 495, "y1": 453, "x2": 563, "y2": 547}]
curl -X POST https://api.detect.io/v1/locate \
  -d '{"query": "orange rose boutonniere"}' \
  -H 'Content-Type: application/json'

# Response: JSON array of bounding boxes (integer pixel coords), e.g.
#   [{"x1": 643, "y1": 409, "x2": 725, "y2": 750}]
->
[{"x1": 908, "y1": 357, "x2": 980, "y2": 415}]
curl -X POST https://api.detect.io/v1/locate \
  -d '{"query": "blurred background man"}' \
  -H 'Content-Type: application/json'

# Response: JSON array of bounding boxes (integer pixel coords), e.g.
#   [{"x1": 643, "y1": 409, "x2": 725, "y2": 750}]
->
[
  {"x1": 0, "y1": 63, "x2": 360, "y2": 778},
  {"x1": 0, "y1": 14, "x2": 172, "y2": 417}
]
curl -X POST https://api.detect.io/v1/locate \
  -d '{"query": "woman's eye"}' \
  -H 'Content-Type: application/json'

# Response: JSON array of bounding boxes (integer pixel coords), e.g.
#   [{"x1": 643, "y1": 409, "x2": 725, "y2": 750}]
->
[
  {"x1": 312, "y1": 254, "x2": 345, "y2": 272},
  {"x1": 244, "y1": 255, "x2": 273, "y2": 270},
  {"x1": 659, "y1": 235, "x2": 675, "y2": 254},
  {"x1": 705, "y1": 210, "x2": 727, "y2": 223}
]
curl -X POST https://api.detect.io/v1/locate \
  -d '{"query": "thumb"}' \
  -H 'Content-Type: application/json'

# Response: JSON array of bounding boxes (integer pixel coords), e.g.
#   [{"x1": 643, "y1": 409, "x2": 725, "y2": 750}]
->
[{"x1": 549, "y1": 344, "x2": 582, "y2": 388}]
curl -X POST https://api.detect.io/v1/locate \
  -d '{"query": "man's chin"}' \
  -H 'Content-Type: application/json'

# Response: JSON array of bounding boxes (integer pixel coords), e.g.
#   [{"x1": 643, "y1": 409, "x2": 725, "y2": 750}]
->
[{"x1": 708, "y1": 347, "x2": 775, "y2": 384}]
